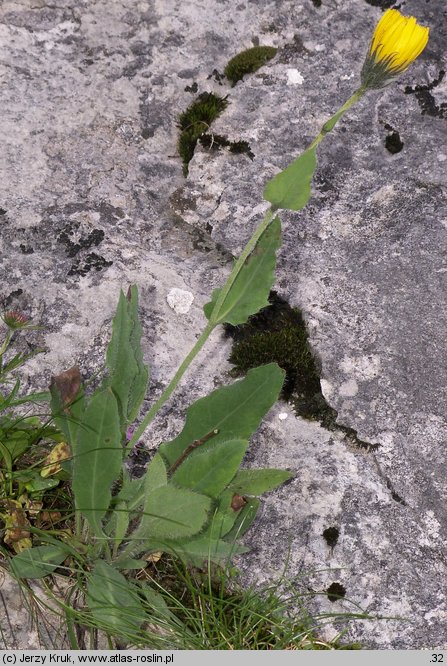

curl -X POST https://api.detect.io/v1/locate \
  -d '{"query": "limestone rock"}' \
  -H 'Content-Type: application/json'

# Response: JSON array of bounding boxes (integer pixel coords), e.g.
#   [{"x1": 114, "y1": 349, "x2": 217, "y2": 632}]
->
[{"x1": 0, "y1": 0, "x2": 445, "y2": 649}]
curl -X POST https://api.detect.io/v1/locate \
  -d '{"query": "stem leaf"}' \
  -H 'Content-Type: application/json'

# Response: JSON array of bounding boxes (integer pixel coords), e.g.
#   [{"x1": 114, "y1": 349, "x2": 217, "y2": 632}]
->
[
  {"x1": 263, "y1": 147, "x2": 317, "y2": 212},
  {"x1": 105, "y1": 285, "x2": 149, "y2": 435},
  {"x1": 204, "y1": 217, "x2": 281, "y2": 325}
]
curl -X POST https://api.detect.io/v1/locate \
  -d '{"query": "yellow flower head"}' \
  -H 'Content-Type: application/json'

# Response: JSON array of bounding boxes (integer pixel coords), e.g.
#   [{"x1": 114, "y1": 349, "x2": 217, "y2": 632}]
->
[{"x1": 361, "y1": 9, "x2": 429, "y2": 89}]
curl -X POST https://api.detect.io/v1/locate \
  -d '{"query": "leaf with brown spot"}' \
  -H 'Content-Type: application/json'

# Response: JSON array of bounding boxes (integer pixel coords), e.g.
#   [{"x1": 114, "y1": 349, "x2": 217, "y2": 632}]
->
[
  {"x1": 231, "y1": 494, "x2": 247, "y2": 511},
  {"x1": 2, "y1": 499, "x2": 31, "y2": 551},
  {"x1": 50, "y1": 366, "x2": 81, "y2": 412},
  {"x1": 50, "y1": 367, "x2": 85, "y2": 446}
]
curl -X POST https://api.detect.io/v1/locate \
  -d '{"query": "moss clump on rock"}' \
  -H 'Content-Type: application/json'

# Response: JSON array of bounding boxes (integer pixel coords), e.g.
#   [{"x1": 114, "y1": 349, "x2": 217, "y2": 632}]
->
[
  {"x1": 225, "y1": 292, "x2": 324, "y2": 419},
  {"x1": 225, "y1": 292, "x2": 378, "y2": 451},
  {"x1": 224, "y1": 46, "x2": 278, "y2": 86},
  {"x1": 177, "y1": 92, "x2": 229, "y2": 175},
  {"x1": 199, "y1": 133, "x2": 254, "y2": 160}
]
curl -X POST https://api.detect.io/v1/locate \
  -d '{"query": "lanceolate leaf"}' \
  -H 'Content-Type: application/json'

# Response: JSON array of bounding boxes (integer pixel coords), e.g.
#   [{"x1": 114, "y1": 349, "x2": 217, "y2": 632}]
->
[
  {"x1": 164, "y1": 537, "x2": 248, "y2": 566},
  {"x1": 72, "y1": 388, "x2": 122, "y2": 536},
  {"x1": 223, "y1": 497, "x2": 260, "y2": 542},
  {"x1": 105, "y1": 286, "x2": 149, "y2": 433},
  {"x1": 171, "y1": 439, "x2": 248, "y2": 497},
  {"x1": 263, "y1": 147, "x2": 317, "y2": 212},
  {"x1": 10, "y1": 545, "x2": 68, "y2": 579},
  {"x1": 160, "y1": 363, "x2": 285, "y2": 466},
  {"x1": 227, "y1": 468, "x2": 294, "y2": 495},
  {"x1": 87, "y1": 560, "x2": 143, "y2": 632},
  {"x1": 204, "y1": 217, "x2": 281, "y2": 326}
]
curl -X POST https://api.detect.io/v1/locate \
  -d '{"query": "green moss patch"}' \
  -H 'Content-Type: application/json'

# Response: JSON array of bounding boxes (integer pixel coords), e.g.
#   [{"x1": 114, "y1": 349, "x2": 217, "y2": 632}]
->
[
  {"x1": 178, "y1": 92, "x2": 229, "y2": 175},
  {"x1": 224, "y1": 46, "x2": 278, "y2": 86},
  {"x1": 199, "y1": 133, "x2": 254, "y2": 160},
  {"x1": 226, "y1": 292, "x2": 378, "y2": 451}
]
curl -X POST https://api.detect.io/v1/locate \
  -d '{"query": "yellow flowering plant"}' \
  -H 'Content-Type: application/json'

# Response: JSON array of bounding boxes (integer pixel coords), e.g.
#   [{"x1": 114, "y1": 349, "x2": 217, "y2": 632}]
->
[
  {"x1": 7, "y1": 9, "x2": 431, "y2": 646},
  {"x1": 264, "y1": 8, "x2": 430, "y2": 211}
]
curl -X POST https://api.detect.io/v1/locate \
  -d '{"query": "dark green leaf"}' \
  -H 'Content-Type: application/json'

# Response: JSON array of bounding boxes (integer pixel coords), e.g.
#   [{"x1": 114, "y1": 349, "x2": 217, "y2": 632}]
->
[
  {"x1": 171, "y1": 439, "x2": 247, "y2": 497},
  {"x1": 160, "y1": 364, "x2": 285, "y2": 466},
  {"x1": 263, "y1": 147, "x2": 317, "y2": 212},
  {"x1": 87, "y1": 560, "x2": 143, "y2": 632},
  {"x1": 227, "y1": 468, "x2": 294, "y2": 495},
  {"x1": 72, "y1": 388, "x2": 122, "y2": 536},
  {"x1": 204, "y1": 217, "x2": 281, "y2": 325},
  {"x1": 10, "y1": 545, "x2": 68, "y2": 579},
  {"x1": 23, "y1": 473, "x2": 59, "y2": 493}
]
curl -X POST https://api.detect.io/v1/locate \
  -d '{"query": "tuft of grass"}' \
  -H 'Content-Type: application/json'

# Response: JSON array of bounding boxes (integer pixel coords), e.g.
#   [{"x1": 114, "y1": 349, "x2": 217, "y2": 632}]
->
[
  {"x1": 177, "y1": 92, "x2": 229, "y2": 175},
  {"x1": 5, "y1": 555, "x2": 366, "y2": 650},
  {"x1": 224, "y1": 46, "x2": 278, "y2": 86}
]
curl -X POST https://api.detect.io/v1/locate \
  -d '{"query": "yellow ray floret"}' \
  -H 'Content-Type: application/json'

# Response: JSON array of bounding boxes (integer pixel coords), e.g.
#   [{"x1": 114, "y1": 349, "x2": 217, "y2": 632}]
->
[{"x1": 361, "y1": 9, "x2": 429, "y2": 89}]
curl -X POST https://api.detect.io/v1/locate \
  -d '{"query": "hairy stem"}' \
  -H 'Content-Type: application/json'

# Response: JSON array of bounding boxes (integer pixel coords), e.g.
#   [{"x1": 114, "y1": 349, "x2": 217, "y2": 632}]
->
[{"x1": 309, "y1": 87, "x2": 366, "y2": 150}]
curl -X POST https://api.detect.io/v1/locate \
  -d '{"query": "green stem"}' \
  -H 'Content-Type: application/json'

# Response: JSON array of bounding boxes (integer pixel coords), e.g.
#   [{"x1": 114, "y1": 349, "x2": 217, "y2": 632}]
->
[
  {"x1": 126, "y1": 321, "x2": 215, "y2": 452},
  {"x1": 309, "y1": 86, "x2": 366, "y2": 151},
  {"x1": 126, "y1": 208, "x2": 275, "y2": 451}
]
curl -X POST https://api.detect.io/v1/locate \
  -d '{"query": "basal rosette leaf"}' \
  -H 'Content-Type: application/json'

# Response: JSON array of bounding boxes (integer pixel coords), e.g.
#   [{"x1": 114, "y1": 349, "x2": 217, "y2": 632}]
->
[
  {"x1": 129, "y1": 485, "x2": 212, "y2": 542},
  {"x1": 72, "y1": 388, "x2": 122, "y2": 536},
  {"x1": 87, "y1": 560, "x2": 143, "y2": 632},
  {"x1": 160, "y1": 364, "x2": 285, "y2": 467},
  {"x1": 105, "y1": 286, "x2": 149, "y2": 434},
  {"x1": 10, "y1": 545, "x2": 68, "y2": 579}
]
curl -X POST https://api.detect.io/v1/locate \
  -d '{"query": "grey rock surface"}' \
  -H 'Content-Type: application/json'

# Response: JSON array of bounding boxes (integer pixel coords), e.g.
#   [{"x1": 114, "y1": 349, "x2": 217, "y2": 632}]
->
[{"x1": 0, "y1": 0, "x2": 446, "y2": 650}]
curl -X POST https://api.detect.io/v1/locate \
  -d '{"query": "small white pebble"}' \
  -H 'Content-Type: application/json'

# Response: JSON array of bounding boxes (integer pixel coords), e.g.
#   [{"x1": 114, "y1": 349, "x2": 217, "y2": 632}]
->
[
  {"x1": 167, "y1": 288, "x2": 194, "y2": 314},
  {"x1": 286, "y1": 69, "x2": 304, "y2": 86},
  {"x1": 320, "y1": 378, "x2": 334, "y2": 399},
  {"x1": 278, "y1": 412, "x2": 288, "y2": 421}
]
